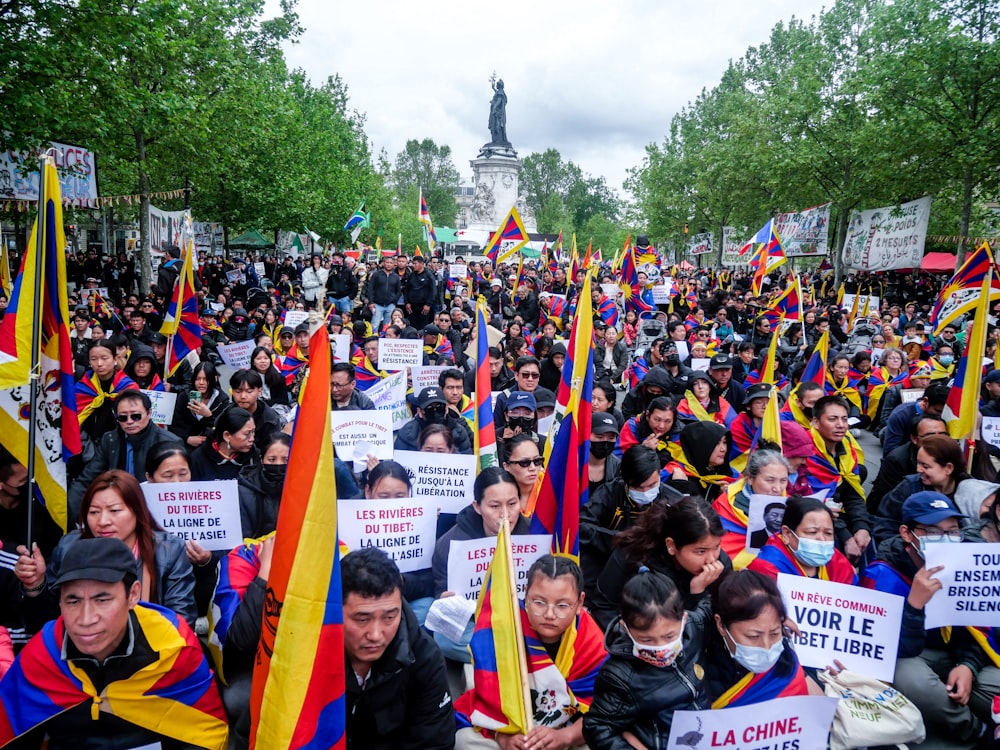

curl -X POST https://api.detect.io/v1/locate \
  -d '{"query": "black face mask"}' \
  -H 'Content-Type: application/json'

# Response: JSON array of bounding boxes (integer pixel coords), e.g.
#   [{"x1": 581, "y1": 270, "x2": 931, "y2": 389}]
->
[
  {"x1": 590, "y1": 441, "x2": 615, "y2": 460},
  {"x1": 508, "y1": 416, "x2": 537, "y2": 433},
  {"x1": 665, "y1": 354, "x2": 681, "y2": 367},
  {"x1": 262, "y1": 464, "x2": 287, "y2": 484},
  {"x1": 801, "y1": 406, "x2": 814, "y2": 420},
  {"x1": 423, "y1": 406, "x2": 448, "y2": 425}
]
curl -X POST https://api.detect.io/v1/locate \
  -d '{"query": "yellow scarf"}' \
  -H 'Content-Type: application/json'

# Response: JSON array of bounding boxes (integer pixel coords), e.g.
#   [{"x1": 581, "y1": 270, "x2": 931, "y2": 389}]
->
[{"x1": 810, "y1": 428, "x2": 865, "y2": 499}]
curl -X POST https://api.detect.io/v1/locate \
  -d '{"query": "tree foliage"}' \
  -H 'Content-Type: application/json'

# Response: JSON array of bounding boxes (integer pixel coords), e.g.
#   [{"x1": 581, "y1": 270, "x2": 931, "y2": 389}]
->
[
  {"x1": 391, "y1": 138, "x2": 460, "y2": 226},
  {"x1": 521, "y1": 148, "x2": 622, "y2": 238}
]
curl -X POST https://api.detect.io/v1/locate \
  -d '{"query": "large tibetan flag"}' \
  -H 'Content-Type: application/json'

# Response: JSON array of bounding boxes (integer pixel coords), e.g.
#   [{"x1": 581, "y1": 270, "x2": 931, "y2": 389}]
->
[
  {"x1": 746, "y1": 220, "x2": 787, "y2": 294},
  {"x1": 761, "y1": 272, "x2": 802, "y2": 326},
  {"x1": 250, "y1": 319, "x2": 345, "y2": 749},
  {"x1": 931, "y1": 242, "x2": 1000, "y2": 334},
  {"x1": 460, "y1": 517, "x2": 530, "y2": 734},
  {"x1": 418, "y1": 189, "x2": 437, "y2": 253},
  {"x1": 800, "y1": 329, "x2": 830, "y2": 388},
  {"x1": 483, "y1": 207, "x2": 529, "y2": 265},
  {"x1": 474, "y1": 297, "x2": 498, "y2": 471},
  {"x1": 160, "y1": 217, "x2": 202, "y2": 376},
  {"x1": 619, "y1": 238, "x2": 654, "y2": 316},
  {"x1": 0, "y1": 157, "x2": 81, "y2": 532},
  {"x1": 343, "y1": 198, "x2": 370, "y2": 244},
  {"x1": 528, "y1": 273, "x2": 594, "y2": 560},
  {"x1": 943, "y1": 270, "x2": 991, "y2": 440}
]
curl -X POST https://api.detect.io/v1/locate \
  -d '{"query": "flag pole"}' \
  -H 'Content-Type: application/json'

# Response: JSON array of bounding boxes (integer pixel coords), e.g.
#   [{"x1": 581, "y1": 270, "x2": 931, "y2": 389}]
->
[
  {"x1": 502, "y1": 513, "x2": 534, "y2": 732},
  {"x1": 25, "y1": 155, "x2": 49, "y2": 550}
]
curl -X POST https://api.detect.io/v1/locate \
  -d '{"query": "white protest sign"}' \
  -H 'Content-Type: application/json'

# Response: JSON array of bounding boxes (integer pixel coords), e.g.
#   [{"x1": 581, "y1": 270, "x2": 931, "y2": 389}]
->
[
  {"x1": 746, "y1": 494, "x2": 786, "y2": 552},
  {"x1": 365, "y1": 370, "x2": 410, "y2": 430},
  {"x1": 900, "y1": 388, "x2": 924, "y2": 405},
  {"x1": 395, "y1": 450, "x2": 476, "y2": 514},
  {"x1": 925, "y1": 543, "x2": 1000, "y2": 627},
  {"x1": 601, "y1": 283, "x2": 621, "y2": 303},
  {"x1": 982, "y1": 417, "x2": 1000, "y2": 450},
  {"x1": 283, "y1": 310, "x2": 309, "y2": 330},
  {"x1": 842, "y1": 195, "x2": 932, "y2": 272},
  {"x1": 447, "y1": 535, "x2": 550, "y2": 602},
  {"x1": 778, "y1": 573, "x2": 904, "y2": 682},
  {"x1": 842, "y1": 294, "x2": 881, "y2": 316},
  {"x1": 338, "y1": 498, "x2": 437, "y2": 573},
  {"x1": 329, "y1": 334, "x2": 351, "y2": 363},
  {"x1": 329, "y1": 411, "x2": 395, "y2": 461},
  {"x1": 668, "y1": 696, "x2": 839, "y2": 750},
  {"x1": 141, "y1": 480, "x2": 242, "y2": 551},
  {"x1": 450, "y1": 263, "x2": 468, "y2": 280},
  {"x1": 253, "y1": 262, "x2": 265, "y2": 277},
  {"x1": 650, "y1": 284, "x2": 672, "y2": 305},
  {"x1": 377, "y1": 338, "x2": 423, "y2": 371},
  {"x1": 674, "y1": 341, "x2": 689, "y2": 362},
  {"x1": 141, "y1": 389, "x2": 177, "y2": 426},
  {"x1": 690, "y1": 358, "x2": 711, "y2": 372},
  {"x1": 411, "y1": 366, "x2": 449, "y2": 393},
  {"x1": 217, "y1": 339, "x2": 256, "y2": 370}
]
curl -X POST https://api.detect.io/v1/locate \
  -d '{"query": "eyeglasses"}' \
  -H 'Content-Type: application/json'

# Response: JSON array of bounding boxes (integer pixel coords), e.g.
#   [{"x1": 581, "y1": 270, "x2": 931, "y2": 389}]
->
[
  {"x1": 508, "y1": 457, "x2": 544, "y2": 468},
  {"x1": 518, "y1": 371, "x2": 540, "y2": 380},
  {"x1": 116, "y1": 412, "x2": 145, "y2": 423},
  {"x1": 330, "y1": 380, "x2": 353, "y2": 390},
  {"x1": 527, "y1": 599, "x2": 575, "y2": 619},
  {"x1": 914, "y1": 527, "x2": 963, "y2": 542}
]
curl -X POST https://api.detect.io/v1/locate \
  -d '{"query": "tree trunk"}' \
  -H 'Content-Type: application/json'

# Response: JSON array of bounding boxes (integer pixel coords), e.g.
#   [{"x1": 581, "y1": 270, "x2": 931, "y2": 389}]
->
[
  {"x1": 832, "y1": 204, "x2": 850, "y2": 289},
  {"x1": 135, "y1": 129, "x2": 151, "y2": 296},
  {"x1": 956, "y1": 164, "x2": 974, "y2": 267}
]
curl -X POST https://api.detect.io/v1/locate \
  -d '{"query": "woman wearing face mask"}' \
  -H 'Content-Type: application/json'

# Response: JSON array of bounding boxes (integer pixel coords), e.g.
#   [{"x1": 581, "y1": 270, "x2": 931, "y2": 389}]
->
[
  {"x1": 706, "y1": 569, "x2": 809, "y2": 707},
  {"x1": 748, "y1": 496, "x2": 857, "y2": 584},
  {"x1": 498, "y1": 390, "x2": 539, "y2": 453},
  {"x1": 929, "y1": 342, "x2": 956, "y2": 379},
  {"x1": 584, "y1": 570, "x2": 713, "y2": 750},
  {"x1": 236, "y1": 434, "x2": 291, "y2": 539},
  {"x1": 668, "y1": 421, "x2": 737, "y2": 504},
  {"x1": 581, "y1": 446, "x2": 681, "y2": 595},
  {"x1": 713, "y1": 449, "x2": 789, "y2": 569},
  {"x1": 589, "y1": 498, "x2": 730, "y2": 631}
]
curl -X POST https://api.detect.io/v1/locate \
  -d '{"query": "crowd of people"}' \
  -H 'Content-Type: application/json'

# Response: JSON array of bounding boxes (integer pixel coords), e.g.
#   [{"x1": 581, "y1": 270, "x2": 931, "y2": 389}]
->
[{"x1": 1, "y1": 236, "x2": 1000, "y2": 750}]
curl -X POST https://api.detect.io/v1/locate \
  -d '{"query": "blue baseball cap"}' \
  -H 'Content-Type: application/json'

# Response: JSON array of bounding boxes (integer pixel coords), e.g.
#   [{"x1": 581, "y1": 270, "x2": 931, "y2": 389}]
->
[
  {"x1": 506, "y1": 391, "x2": 537, "y2": 412},
  {"x1": 902, "y1": 491, "x2": 966, "y2": 526}
]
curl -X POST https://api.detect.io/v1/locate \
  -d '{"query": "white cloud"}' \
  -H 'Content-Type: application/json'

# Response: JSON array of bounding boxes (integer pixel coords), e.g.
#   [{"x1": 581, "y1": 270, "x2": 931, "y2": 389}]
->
[{"x1": 267, "y1": 0, "x2": 829, "y2": 196}]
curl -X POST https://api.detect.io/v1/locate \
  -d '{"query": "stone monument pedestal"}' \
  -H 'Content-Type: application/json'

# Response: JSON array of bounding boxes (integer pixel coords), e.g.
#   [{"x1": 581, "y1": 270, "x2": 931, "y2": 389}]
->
[{"x1": 465, "y1": 146, "x2": 537, "y2": 235}]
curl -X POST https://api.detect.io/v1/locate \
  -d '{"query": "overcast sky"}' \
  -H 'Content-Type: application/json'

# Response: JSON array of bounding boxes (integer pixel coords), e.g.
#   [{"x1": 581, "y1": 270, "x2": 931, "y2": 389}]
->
[{"x1": 265, "y1": 0, "x2": 830, "y2": 196}]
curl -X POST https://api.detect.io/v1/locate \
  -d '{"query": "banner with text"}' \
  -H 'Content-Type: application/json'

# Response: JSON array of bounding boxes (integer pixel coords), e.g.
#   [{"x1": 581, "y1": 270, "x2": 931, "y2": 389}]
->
[
  {"x1": 689, "y1": 231, "x2": 714, "y2": 256},
  {"x1": 395, "y1": 450, "x2": 476, "y2": 514},
  {"x1": 668, "y1": 696, "x2": 839, "y2": 750},
  {"x1": 842, "y1": 196, "x2": 932, "y2": 272},
  {"x1": 366, "y1": 370, "x2": 410, "y2": 430},
  {"x1": 217, "y1": 340, "x2": 256, "y2": 371},
  {"x1": 142, "y1": 389, "x2": 177, "y2": 426},
  {"x1": 338, "y1": 497, "x2": 437, "y2": 573},
  {"x1": 778, "y1": 573, "x2": 904, "y2": 682},
  {"x1": 447, "y1": 535, "x2": 550, "y2": 601},
  {"x1": 141, "y1": 480, "x2": 242, "y2": 551},
  {"x1": 378, "y1": 339, "x2": 423, "y2": 371},
  {"x1": 722, "y1": 227, "x2": 747, "y2": 268},
  {"x1": 147, "y1": 205, "x2": 187, "y2": 254},
  {"x1": 411, "y1": 366, "x2": 449, "y2": 394},
  {"x1": 329, "y1": 411, "x2": 395, "y2": 462},
  {"x1": 925, "y1": 544, "x2": 1000, "y2": 628},
  {"x1": 774, "y1": 203, "x2": 832, "y2": 257},
  {"x1": 1, "y1": 141, "x2": 99, "y2": 202}
]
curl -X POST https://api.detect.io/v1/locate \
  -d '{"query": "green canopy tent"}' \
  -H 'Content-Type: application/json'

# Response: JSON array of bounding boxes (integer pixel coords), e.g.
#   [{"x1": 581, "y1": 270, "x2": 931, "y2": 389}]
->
[{"x1": 228, "y1": 230, "x2": 274, "y2": 250}]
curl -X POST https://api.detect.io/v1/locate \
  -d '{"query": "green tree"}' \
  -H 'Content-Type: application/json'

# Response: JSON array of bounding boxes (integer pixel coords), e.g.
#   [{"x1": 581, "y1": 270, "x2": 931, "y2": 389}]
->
[
  {"x1": 392, "y1": 138, "x2": 460, "y2": 225},
  {"x1": 521, "y1": 148, "x2": 621, "y2": 235}
]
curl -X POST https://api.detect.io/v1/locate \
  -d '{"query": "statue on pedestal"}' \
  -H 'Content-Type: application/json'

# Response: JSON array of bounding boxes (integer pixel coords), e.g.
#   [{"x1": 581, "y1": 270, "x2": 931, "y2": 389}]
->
[{"x1": 488, "y1": 76, "x2": 509, "y2": 147}]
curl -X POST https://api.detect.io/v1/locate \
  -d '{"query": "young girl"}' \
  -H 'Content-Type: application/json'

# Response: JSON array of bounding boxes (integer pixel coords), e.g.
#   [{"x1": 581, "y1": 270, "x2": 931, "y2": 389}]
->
[
  {"x1": 584, "y1": 570, "x2": 714, "y2": 750},
  {"x1": 623, "y1": 310, "x2": 639, "y2": 348}
]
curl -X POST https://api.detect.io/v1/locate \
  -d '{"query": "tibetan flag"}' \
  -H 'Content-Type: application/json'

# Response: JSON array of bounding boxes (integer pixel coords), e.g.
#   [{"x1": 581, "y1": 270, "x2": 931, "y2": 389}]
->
[
  {"x1": 160, "y1": 216, "x2": 202, "y2": 376},
  {"x1": 475, "y1": 298, "x2": 498, "y2": 470},
  {"x1": 800, "y1": 329, "x2": 830, "y2": 388},
  {"x1": 759, "y1": 317, "x2": 783, "y2": 386},
  {"x1": 836, "y1": 284, "x2": 845, "y2": 308},
  {"x1": 460, "y1": 517, "x2": 530, "y2": 734},
  {"x1": 596, "y1": 295, "x2": 619, "y2": 328},
  {"x1": 619, "y1": 240, "x2": 654, "y2": 316},
  {"x1": 483, "y1": 207, "x2": 529, "y2": 265},
  {"x1": 343, "y1": 198, "x2": 370, "y2": 244},
  {"x1": 0, "y1": 157, "x2": 82, "y2": 532},
  {"x1": 761, "y1": 273, "x2": 802, "y2": 325},
  {"x1": 0, "y1": 242, "x2": 10, "y2": 299},
  {"x1": 553, "y1": 230, "x2": 564, "y2": 263},
  {"x1": 569, "y1": 235, "x2": 580, "y2": 280},
  {"x1": 250, "y1": 320, "x2": 345, "y2": 749},
  {"x1": 943, "y1": 270, "x2": 991, "y2": 440},
  {"x1": 528, "y1": 273, "x2": 594, "y2": 560},
  {"x1": 931, "y1": 242, "x2": 1000, "y2": 334},
  {"x1": 418, "y1": 189, "x2": 437, "y2": 253},
  {"x1": 747, "y1": 220, "x2": 787, "y2": 293}
]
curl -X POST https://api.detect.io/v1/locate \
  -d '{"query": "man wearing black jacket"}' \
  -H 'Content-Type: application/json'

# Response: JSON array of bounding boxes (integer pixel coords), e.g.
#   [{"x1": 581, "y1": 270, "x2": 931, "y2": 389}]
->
[
  {"x1": 403, "y1": 255, "x2": 437, "y2": 329},
  {"x1": 366, "y1": 256, "x2": 402, "y2": 330},
  {"x1": 325, "y1": 252, "x2": 358, "y2": 313}
]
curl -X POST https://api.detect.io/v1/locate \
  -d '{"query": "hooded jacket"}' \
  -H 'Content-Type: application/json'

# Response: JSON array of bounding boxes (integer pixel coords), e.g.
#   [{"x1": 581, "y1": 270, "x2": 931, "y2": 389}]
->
[
  {"x1": 540, "y1": 342, "x2": 567, "y2": 392},
  {"x1": 237, "y1": 463, "x2": 286, "y2": 539},
  {"x1": 621, "y1": 366, "x2": 674, "y2": 422},
  {"x1": 666, "y1": 421, "x2": 732, "y2": 503}
]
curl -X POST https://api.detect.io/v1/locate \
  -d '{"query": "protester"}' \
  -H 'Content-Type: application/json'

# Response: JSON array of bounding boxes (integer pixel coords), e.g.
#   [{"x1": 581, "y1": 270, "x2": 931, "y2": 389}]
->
[{"x1": 189, "y1": 407, "x2": 260, "y2": 481}]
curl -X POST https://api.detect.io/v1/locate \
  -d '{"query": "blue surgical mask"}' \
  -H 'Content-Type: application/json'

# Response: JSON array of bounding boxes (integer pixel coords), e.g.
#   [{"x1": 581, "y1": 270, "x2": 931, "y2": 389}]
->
[
  {"x1": 939, "y1": 355, "x2": 954, "y2": 366},
  {"x1": 916, "y1": 534, "x2": 962, "y2": 556},
  {"x1": 629, "y1": 487, "x2": 659, "y2": 506},
  {"x1": 790, "y1": 532, "x2": 835, "y2": 568},
  {"x1": 725, "y1": 627, "x2": 784, "y2": 674}
]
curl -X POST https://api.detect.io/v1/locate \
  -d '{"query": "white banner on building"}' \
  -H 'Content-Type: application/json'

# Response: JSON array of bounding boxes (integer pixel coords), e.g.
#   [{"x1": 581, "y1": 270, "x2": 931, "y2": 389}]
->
[
  {"x1": 842, "y1": 196, "x2": 932, "y2": 271},
  {"x1": 774, "y1": 203, "x2": 831, "y2": 257}
]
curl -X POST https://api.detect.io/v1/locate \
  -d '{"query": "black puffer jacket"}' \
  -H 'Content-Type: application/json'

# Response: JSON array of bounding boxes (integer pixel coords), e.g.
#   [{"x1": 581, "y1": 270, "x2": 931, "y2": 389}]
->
[
  {"x1": 621, "y1": 366, "x2": 673, "y2": 421},
  {"x1": 345, "y1": 601, "x2": 455, "y2": 750},
  {"x1": 584, "y1": 597, "x2": 712, "y2": 750},
  {"x1": 237, "y1": 463, "x2": 285, "y2": 538}
]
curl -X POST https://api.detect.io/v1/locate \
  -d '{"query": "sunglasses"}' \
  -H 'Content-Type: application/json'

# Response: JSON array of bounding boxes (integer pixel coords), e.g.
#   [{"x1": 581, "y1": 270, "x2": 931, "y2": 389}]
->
[
  {"x1": 116, "y1": 412, "x2": 145, "y2": 423},
  {"x1": 508, "y1": 457, "x2": 544, "y2": 468}
]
